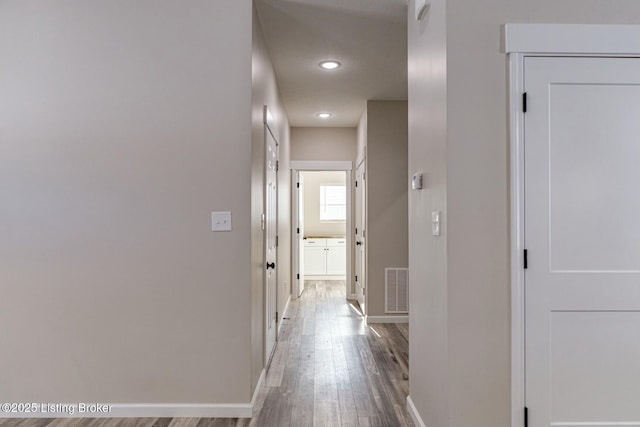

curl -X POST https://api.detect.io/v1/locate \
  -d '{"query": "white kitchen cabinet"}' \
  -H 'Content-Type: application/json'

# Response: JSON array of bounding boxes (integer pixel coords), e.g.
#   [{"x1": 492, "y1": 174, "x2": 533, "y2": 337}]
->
[
  {"x1": 304, "y1": 246, "x2": 326, "y2": 275},
  {"x1": 303, "y1": 238, "x2": 346, "y2": 276},
  {"x1": 326, "y1": 239, "x2": 346, "y2": 275}
]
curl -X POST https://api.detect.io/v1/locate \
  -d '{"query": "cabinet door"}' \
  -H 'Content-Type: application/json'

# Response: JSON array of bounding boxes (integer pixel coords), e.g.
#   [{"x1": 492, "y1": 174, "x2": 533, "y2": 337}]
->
[
  {"x1": 326, "y1": 246, "x2": 346, "y2": 275},
  {"x1": 304, "y1": 247, "x2": 326, "y2": 275}
]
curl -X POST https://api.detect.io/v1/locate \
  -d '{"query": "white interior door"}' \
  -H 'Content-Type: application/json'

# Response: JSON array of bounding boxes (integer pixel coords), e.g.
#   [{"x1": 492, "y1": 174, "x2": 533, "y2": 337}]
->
[
  {"x1": 264, "y1": 121, "x2": 278, "y2": 368},
  {"x1": 355, "y1": 160, "x2": 366, "y2": 313},
  {"x1": 524, "y1": 56, "x2": 640, "y2": 426}
]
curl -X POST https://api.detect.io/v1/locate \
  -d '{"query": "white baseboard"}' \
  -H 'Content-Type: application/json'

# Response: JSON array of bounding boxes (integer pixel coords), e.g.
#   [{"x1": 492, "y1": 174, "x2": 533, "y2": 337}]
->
[
  {"x1": 0, "y1": 403, "x2": 252, "y2": 418},
  {"x1": 0, "y1": 372, "x2": 270, "y2": 419},
  {"x1": 366, "y1": 315, "x2": 409, "y2": 324},
  {"x1": 251, "y1": 368, "x2": 266, "y2": 410},
  {"x1": 407, "y1": 396, "x2": 427, "y2": 427},
  {"x1": 1, "y1": 370, "x2": 271, "y2": 420}
]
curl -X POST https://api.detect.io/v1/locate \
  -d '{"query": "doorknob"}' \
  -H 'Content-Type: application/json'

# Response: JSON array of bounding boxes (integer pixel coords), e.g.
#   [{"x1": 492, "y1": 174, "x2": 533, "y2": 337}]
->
[
  {"x1": 266, "y1": 262, "x2": 276, "y2": 269},
  {"x1": 356, "y1": 241, "x2": 362, "y2": 246}
]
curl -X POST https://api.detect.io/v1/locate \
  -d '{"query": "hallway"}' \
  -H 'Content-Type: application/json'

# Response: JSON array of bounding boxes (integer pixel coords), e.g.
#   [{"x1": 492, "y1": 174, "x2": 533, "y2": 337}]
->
[
  {"x1": 3, "y1": 281, "x2": 411, "y2": 427},
  {"x1": 253, "y1": 280, "x2": 412, "y2": 426}
]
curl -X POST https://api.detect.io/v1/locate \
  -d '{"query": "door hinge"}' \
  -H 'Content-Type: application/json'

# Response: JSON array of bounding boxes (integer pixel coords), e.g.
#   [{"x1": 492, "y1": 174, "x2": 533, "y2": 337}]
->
[
  {"x1": 363, "y1": 172, "x2": 366, "y2": 180},
  {"x1": 524, "y1": 407, "x2": 528, "y2": 427},
  {"x1": 297, "y1": 182, "x2": 300, "y2": 188},
  {"x1": 297, "y1": 273, "x2": 300, "y2": 280},
  {"x1": 297, "y1": 227, "x2": 300, "y2": 234},
  {"x1": 276, "y1": 236, "x2": 279, "y2": 247},
  {"x1": 355, "y1": 275, "x2": 358, "y2": 282},
  {"x1": 356, "y1": 180, "x2": 358, "y2": 187},
  {"x1": 355, "y1": 227, "x2": 358, "y2": 235},
  {"x1": 523, "y1": 92, "x2": 527, "y2": 113},
  {"x1": 276, "y1": 160, "x2": 279, "y2": 172},
  {"x1": 276, "y1": 311, "x2": 278, "y2": 322},
  {"x1": 524, "y1": 249, "x2": 528, "y2": 269}
]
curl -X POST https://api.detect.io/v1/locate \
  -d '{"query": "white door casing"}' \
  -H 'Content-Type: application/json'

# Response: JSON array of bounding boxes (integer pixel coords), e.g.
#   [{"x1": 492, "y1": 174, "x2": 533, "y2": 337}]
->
[
  {"x1": 355, "y1": 159, "x2": 366, "y2": 313},
  {"x1": 290, "y1": 161, "x2": 353, "y2": 301},
  {"x1": 523, "y1": 56, "x2": 640, "y2": 427},
  {"x1": 506, "y1": 25, "x2": 640, "y2": 427},
  {"x1": 298, "y1": 174, "x2": 304, "y2": 296},
  {"x1": 264, "y1": 107, "x2": 278, "y2": 369},
  {"x1": 291, "y1": 172, "x2": 305, "y2": 298}
]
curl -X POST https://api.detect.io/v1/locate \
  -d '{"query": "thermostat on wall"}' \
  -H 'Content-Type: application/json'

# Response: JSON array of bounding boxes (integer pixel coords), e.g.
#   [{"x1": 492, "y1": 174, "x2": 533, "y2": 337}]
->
[{"x1": 412, "y1": 173, "x2": 423, "y2": 190}]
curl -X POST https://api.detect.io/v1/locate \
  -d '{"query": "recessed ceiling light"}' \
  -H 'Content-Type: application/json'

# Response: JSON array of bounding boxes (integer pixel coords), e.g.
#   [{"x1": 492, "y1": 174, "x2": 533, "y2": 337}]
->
[
  {"x1": 319, "y1": 60, "x2": 341, "y2": 70},
  {"x1": 317, "y1": 112, "x2": 332, "y2": 119}
]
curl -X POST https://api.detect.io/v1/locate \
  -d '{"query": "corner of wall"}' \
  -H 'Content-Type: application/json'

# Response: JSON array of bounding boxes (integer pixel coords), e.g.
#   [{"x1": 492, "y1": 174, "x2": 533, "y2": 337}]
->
[
  {"x1": 251, "y1": 2, "x2": 291, "y2": 395},
  {"x1": 363, "y1": 101, "x2": 409, "y2": 318},
  {"x1": 356, "y1": 108, "x2": 368, "y2": 165},
  {"x1": 407, "y1": 0, "x2": 450, "y2": 424}
]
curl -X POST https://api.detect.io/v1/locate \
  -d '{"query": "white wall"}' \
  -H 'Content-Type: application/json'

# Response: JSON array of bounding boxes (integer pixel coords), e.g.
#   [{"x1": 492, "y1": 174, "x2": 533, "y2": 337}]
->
[
  {"x1": 301, "y1": 171, "x2": 347, "y2": 237},
  {"x1": 291, "y1": 127, "x2": 356, "y2": 162},
  {"x1": 408, "y1": 1, "x2": 640, "y2": 426},
  {"x1": 251, "y1": 2, "x2": 291, "y2": 393},
  {"x1": 358, "y1": 101, "x2": 408, "y2": 318},
  {"x1": 0, "y1": 0, "x2": 253, "y2": 404},
  {"x1": 291, "y1": 127, "x2": 356, "y2": 294},
  {"x1": 356, "y1": 110, "x2": 367, "y2": 165},
  {"x1": 407, "y1": 1, "x2": 449, "y2": 425}
]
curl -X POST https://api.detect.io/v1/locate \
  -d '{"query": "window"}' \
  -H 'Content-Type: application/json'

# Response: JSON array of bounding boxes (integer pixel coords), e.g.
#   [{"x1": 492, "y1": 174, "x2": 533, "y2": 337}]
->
[{"x1": 320, "y1": 185, "x2": 346, "y2": 221}]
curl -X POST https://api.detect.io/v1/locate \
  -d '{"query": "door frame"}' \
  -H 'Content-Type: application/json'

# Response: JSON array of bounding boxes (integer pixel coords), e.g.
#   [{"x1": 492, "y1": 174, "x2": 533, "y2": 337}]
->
[
  {"x1": 263, "y1": 106, "x2": 279, "y2": 367},
  {"x1": 354, "y1": 157, "x2": 367, "y2": 315},
  {"x1": 291, "y1": 171, "x2": 305, "y2": 298},
  {"x1": 505, "y1": 23, "x2": 640, "y2": 427},
  {"x1": 290, "y1": 160, "x2": 353, "y2": 301}
]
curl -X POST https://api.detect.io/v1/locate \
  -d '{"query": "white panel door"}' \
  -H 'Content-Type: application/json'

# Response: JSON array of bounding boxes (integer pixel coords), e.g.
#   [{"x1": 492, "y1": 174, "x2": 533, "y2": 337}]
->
[
  {"x1": 355, "y1": 160, "x2": 366, "y2": 313},
  {"x1": 264, "y1": 125, "x2": 278, "y2": 368},
  {"x1": 525, "y1": 57, "x2": 640, "y2": 427}
]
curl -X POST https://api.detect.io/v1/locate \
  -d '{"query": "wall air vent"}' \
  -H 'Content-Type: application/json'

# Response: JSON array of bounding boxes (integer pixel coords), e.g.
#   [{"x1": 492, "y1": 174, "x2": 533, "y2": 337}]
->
[{"x1": 385, "y1": 268, "x2": 409, "y2": 313}]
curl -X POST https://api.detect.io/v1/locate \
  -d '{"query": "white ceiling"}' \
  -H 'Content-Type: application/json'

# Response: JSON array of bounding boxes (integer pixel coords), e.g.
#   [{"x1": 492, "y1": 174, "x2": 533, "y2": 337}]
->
[{"x1": 255, "y1": 0, "x2": 408, "y2": 127}]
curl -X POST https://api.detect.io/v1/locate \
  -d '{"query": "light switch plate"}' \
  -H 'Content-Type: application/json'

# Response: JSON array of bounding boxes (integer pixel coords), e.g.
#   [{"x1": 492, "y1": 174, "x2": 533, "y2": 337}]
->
[
  {"x1": 212, "y1": 211, "x2": 232, "y2": 232},
  {"x1": 432, "y1": 210, "x2": 441, "y2": 236}
]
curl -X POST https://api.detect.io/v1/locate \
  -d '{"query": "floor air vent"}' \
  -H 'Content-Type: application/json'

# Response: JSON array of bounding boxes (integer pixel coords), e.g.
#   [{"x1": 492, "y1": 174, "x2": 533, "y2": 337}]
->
[{"x1": 385, "y1": 268, "x2": 409, "y2": 313}]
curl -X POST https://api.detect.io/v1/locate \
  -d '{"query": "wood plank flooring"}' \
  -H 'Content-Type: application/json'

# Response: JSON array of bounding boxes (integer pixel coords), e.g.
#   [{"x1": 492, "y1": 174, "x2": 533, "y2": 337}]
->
[{"x1": 1, "y1": 281, "x2": 411, "y2": 427}]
